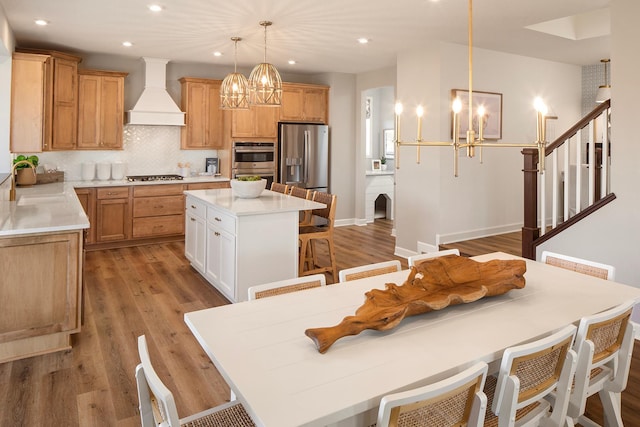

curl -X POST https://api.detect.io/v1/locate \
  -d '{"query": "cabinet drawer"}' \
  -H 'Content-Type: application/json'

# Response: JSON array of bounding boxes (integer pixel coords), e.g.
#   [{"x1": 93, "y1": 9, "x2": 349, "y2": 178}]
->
[
  {"x1": 187, "y1": 181, "x2": 230, "y2": 190},
  {"x1": 133, "y1": 195, "x2": 184, "y2": 218},
  {"x1": 134, "y1": 183, "x2": 185, "y2": 197},
  {"x1": 186, "y1": 196, "x2": 206, "y2": 218},
  {"x1": 207, "y1": 206, "x2": 236, "y2": 234},
  {"x1": 97, "y1": 187, "x2": 130, "y2": 199},
  {"x1": 132, "y1": 215, "x2": 185, "y2": 238}
]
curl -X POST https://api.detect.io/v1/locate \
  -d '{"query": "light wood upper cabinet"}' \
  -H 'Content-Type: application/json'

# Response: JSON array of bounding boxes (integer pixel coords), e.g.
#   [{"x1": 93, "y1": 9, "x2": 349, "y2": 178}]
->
[
  {"x1": 231, "y1": 105, "x2": 279, "y2": 138},
  {"x1": 280, "y1": 83, "x2": 329, "y2": 124},
  {"x1": 10, "y1": 53, "x2": 49, "y2": 153},
  {"x1": 180, "y1": 78, "x2": 226, "y2": 149},
  {"x1": 77, "y1": 70, "x2": 128, "y2": 150},
  {"x1": 10, "y1": 49, "x2": 82, "y2": 152},
  {"x1": 11, "y1": 50, "x2": 81, "y2": 153}
]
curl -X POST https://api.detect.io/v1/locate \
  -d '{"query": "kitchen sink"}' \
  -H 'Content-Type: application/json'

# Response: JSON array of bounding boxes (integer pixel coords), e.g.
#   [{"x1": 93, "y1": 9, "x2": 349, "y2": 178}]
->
[{"x1": 17, "y1": 194, "x2": 68, "y2": 206}]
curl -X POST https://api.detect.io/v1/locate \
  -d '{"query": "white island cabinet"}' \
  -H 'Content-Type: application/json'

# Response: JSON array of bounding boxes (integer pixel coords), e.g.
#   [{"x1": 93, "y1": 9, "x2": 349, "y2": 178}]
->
[{"x1": 184, "y1": 189, "x2": 324, "y2": 302}]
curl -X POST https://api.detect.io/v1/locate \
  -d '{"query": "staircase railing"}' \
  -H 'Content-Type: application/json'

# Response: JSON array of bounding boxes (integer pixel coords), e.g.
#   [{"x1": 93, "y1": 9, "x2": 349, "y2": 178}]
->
[{"x1": 522, "y1": 99, "x2": 615, "y2": 259}]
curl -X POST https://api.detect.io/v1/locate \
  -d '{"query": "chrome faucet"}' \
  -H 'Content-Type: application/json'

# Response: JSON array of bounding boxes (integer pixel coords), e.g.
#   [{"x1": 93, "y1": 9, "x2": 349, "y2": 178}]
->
[{"x1": 9, "y1": 160, "x2": 36, "y2": 201}]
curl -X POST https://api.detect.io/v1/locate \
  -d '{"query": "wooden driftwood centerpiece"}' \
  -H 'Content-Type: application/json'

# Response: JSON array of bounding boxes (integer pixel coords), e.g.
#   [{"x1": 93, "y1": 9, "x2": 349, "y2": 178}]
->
[{"x1": 305, "y1": 255, "x2": 526, "y2": 353}]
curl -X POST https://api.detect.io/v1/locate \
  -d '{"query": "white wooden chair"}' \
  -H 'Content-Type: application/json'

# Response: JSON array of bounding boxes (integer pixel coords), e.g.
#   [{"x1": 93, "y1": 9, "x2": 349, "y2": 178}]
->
[
  {"x1": 483, "y1": 324, "x2": 577, "y2": 427},
  {"x1": 565, "y1": 300, "x2": 636, "y2": 427},
  {"x1": 135, "y1": 335, "x2": 255, "y2": 427},
  {"x1": 408, "y1": 249, "x2": 460, "y2": 267},
  {"x1": 377, "y1": 361, "x2": 488, "y2": 427},
  {"x1": 338, "y1": 260, "x2": 402, "y2": 282},
  {"x1": 248, "y1": 274, "x2": 326, "y2": 300},
  {"x1": 541, "y1": 251, "x2": 615, "y2": 280}
]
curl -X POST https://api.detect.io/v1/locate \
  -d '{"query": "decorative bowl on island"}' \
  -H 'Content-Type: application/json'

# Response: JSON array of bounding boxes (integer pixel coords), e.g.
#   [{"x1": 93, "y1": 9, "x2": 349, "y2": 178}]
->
[{"x1": 230, "y1": 177, "x2": 266, "y2": 198}]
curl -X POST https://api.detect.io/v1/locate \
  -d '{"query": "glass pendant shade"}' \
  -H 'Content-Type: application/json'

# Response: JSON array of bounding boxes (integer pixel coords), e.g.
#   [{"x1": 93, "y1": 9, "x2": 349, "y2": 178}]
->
[
  {"x1": 248, "y1": 62, "x2": 282, "y2": 106},
  {"x1": 248, "y1": 21, "x2": 282, "y2": 106},
  {"x1": 220, "y1": 72, "x2": 250, "y2": 110},
  {"x1": 220, "y1": 37, "x2": 250, "y2": 110}
]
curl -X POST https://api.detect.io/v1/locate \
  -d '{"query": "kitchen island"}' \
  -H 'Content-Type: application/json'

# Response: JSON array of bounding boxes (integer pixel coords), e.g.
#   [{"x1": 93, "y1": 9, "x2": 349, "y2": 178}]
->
[
  {"x1": 0, "y1": 181, "x2": 89, "y2": 362},
  {"x1": 184, "y1": 188, "x2": 325, "y2": 302}
]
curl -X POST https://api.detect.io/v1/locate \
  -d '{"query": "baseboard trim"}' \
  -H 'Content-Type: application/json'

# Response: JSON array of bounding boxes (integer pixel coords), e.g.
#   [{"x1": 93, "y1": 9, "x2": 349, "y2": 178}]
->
[
  {"x1": 436, "y1": 223, "x2": 522, "y2": 246},
  {"x1": 336, "y1": 218, "x2": 359, "y2": 227}
]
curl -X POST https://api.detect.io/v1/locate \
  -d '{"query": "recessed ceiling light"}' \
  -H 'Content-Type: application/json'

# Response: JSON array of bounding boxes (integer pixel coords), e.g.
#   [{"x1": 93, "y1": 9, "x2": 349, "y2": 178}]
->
[
  {"x1": 213, "y1": 51, "x2": 223, "y2": 57},
  {"x1": 357, "y1": 38, "x2": 369, "y2": 44},
  {"x1": 288, "y1": 60, "x2": 296, "y2": 65},
  {"x1": 148, "y1": 4, "x2": 163, "y2": 12},
  {"x1": 122, "y1": 41, "x2": 133, "y2": 47},
  {"x1": 34, "y1": 19, "x2": 48, "y2": 26}
]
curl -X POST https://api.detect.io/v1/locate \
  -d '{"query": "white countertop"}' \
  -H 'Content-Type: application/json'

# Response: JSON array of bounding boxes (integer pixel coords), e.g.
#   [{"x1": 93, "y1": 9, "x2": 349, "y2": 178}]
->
[
  {"x1": 0, "y1": 182, "x2": 89, "y2": 237},
  {"x1": 1, "y1": 175, "x2": 230, "y2": 237},
  {"x1": 185, "y1": 188, "x2": 325, "y2": 216},
  {"x1": 71, "y1": 175, "x2": 230, "y2": 188}
]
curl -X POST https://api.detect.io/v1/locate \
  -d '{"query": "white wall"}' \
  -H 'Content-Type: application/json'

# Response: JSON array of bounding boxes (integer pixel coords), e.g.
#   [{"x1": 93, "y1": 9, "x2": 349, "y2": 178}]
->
[
  {"x1": 0, "y1": 3, "x2": 15, "y2": 173},
  {"x1": 537, "y1": 0, "x2": 640, "y2": 287},
  {"x1": 395, "y1": 42, "x2": 582, "y2": 256}
]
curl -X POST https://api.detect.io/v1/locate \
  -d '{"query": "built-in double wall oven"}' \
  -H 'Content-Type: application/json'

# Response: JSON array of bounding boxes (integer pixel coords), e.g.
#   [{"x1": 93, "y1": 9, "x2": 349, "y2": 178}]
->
[{"x1": 231, "y1": 141, "x2": 276, "y2": 188}]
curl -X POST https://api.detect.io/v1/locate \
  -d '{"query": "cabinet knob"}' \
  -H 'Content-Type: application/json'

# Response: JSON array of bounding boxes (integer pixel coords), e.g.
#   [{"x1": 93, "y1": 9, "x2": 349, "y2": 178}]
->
[
  {"x1": 214, "y1": 231, "x2": 220, "y2": 237},
  {"x1": 190, "y1": 218, "x2": 196, "y2": 222},
  {"x1": 191, "y1": 205, "x2": 197, "y2": 209},
  {"x1": 214, "y1": 217, "x2": 222, "y2": 222}
]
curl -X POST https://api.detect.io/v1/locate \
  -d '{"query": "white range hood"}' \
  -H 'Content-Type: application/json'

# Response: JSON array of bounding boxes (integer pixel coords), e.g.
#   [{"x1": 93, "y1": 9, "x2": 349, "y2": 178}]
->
[{"x1": 126, "y1": 57, "x2": 185, "y2": 126}]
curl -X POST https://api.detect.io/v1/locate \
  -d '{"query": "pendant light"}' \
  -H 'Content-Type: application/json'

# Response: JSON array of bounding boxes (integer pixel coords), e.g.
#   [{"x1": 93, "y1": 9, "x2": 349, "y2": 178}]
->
[
  {"x1": 220, "y1": 37, "x2": 250, "y2": 110},
  {"x1": 595, "y1": 59, "x2": 611, "y2": 104},
  {"x1": 248, "y1": 21, "x2": 282, "y2": 106}
]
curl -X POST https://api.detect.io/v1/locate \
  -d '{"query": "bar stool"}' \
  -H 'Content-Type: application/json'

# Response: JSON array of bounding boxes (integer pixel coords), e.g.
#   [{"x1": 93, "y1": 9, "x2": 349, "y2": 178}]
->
[{"x1": 298, "y1": 191, "x2": 337, "y2": 283}]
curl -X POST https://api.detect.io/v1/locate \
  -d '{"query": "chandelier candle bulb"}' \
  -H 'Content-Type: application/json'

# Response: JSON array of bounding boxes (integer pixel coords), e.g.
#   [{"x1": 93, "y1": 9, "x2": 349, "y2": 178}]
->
[{"x1": 394, "y1": 103, "x2": 403, "y2": 169}]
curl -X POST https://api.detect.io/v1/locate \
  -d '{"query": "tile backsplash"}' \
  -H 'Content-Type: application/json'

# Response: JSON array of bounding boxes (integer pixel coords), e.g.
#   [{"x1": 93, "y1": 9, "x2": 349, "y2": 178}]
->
[{"x1": 24, "y1": 125, "x2": 218, "y2": 181}]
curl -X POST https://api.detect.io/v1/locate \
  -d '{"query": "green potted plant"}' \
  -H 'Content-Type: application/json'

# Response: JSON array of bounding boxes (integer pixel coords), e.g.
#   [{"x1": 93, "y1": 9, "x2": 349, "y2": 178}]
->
[
  {"x1": 13, "y1": 154, "x2": 39, "y2": 186},
  {"x1": 380, "y1": 156, "x2": 387, "y2": 171}
]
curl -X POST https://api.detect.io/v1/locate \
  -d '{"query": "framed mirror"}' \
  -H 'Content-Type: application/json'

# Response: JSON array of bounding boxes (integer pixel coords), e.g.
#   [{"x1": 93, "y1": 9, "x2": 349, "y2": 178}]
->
[{"x1": 383, "y1": 129, "x2": 395, "y2": 159}]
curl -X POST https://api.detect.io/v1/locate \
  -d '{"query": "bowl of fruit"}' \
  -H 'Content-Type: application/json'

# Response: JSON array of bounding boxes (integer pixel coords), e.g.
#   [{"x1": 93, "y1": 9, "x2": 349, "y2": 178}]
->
[{"x1": 230, "y1": 176, "x2": 266, "y2": 198}]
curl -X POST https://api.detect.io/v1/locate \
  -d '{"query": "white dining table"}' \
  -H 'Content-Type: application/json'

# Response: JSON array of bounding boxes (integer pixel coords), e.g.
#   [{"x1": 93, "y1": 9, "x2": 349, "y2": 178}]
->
[{"x1": 184, "y1": 252, "x2": 640, "y2": 427}]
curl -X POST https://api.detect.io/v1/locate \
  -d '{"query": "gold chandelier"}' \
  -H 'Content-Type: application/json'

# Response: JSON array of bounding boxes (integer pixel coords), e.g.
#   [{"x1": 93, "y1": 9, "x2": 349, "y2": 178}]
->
[
  {"x1": 220, "y1": 37, "x2": 250, "y2": 110},
  {"x1": 248, "y1": 21, "x2": 282, "y2": 106},
  {"x1": 394, "y1": 0, "x2": 548, "y2": 176}
]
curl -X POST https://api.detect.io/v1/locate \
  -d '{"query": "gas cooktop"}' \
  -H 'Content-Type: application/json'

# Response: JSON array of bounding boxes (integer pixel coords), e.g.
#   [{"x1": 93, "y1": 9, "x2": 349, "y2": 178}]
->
[{"x1": 126, "y1": 174, "x2": 184, "y2": 182}]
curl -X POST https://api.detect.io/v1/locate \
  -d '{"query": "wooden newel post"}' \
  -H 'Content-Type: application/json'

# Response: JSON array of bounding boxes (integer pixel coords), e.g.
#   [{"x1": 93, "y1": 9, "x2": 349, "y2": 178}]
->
[{"x1": 522, "y1": 148, "x2": 539, "y2": 260}]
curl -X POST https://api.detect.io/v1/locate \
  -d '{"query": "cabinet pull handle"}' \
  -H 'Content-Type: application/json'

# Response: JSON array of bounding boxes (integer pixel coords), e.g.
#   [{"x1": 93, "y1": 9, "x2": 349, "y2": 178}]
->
[
  {"x1": 191, "y1": 205, "x2": 197, "y2": 209},
  {"x1": 214, "y1": 231, "x2": 220, "y2": 236},
  {"x1": 190, "y1": 218, "x2": 196, "y2": 222},
  {"x1": 214, "y1": 217, "x2": 222, "y2": 222}
]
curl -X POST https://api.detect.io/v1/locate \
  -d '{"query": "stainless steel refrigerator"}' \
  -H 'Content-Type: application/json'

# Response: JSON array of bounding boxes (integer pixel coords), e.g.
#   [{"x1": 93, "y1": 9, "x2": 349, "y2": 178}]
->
[{"x1": 278, "y1": 123, "x2": 329, "y2": 192}]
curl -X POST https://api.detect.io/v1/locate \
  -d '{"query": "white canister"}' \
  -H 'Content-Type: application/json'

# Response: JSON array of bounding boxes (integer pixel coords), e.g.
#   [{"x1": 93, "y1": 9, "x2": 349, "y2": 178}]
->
[
  {"x1": 111, "y1": 162, "x2": 126, "y2": 180},
  {"x1": 179, "y1": 167, "x2": 191, "y2": 178},
  {"x1": 81, "y1": 162, "x2": 96, "y2": 181},
  {"x1": 97, "y1": 162, "x2": 111, "y2": 180}
]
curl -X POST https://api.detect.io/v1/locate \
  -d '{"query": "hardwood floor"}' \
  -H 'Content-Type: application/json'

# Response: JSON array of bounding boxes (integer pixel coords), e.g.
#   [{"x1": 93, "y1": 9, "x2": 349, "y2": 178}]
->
[{"x1": 0, "y1": 220, "x2": 637, "y2": 426}]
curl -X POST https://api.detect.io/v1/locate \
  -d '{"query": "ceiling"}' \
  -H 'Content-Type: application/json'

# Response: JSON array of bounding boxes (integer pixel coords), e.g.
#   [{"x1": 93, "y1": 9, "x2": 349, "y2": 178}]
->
[{"x1": 0, "y1": 0, "x2": 610, "y2": 75}]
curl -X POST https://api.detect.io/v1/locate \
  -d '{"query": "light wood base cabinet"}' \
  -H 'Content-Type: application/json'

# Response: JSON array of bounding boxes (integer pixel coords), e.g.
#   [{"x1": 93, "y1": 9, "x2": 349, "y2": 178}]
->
[
  {"x1": 0, "y1": 231, "x2": 83, "y2": 362},
  {"x1": 96, "y1": 186, "x2": 131, "y2": 242}
]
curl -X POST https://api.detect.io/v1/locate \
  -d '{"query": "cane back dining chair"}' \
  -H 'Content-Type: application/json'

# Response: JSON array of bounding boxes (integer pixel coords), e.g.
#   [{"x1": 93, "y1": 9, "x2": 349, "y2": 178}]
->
[
  {"x1": 565, "y1": 300, "x2": 636, "y2": 427},
  {"x1": 377, "y1": 361, "x2": 488, "y2": 427},
  {"x1": 408, "y1": 249, "x2": 461, "y2": 268},
  {"x1": 483, "y1": 324, "x2": 577, "y2": 427},
  {"x1": 289, "y1": 185, "x2": 313, "y2": 226},
  {"x1": 339, "y1": 260, "x2": 402, "y2": 283},
  {"x1": 298, "y1": 191, "x2": 338, "y2": 283},
  {"x1": 270, "y1": 182, "x2": 290, "y2": 194},
  {"x1": 135, "y1": 335, "x2": 255, "y2": 427},
  {"x1": 541, "y1": 251, "x2": 615, "y2": 280},
  {"x1": 248, "y1": 274, "x2": 327, "y2": 300}
]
